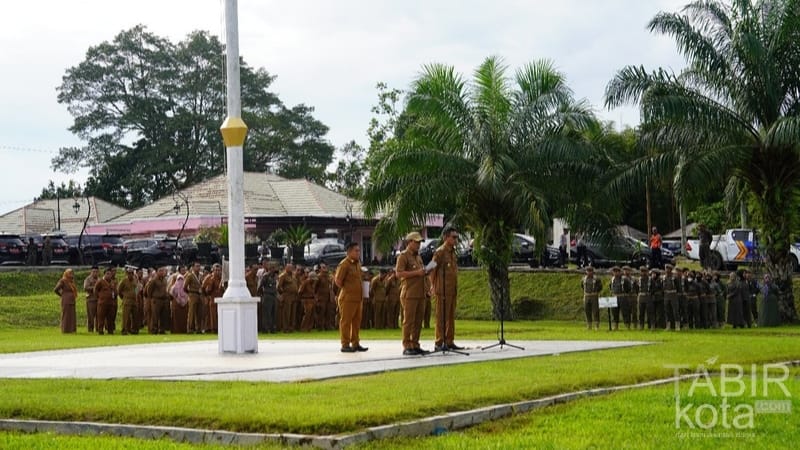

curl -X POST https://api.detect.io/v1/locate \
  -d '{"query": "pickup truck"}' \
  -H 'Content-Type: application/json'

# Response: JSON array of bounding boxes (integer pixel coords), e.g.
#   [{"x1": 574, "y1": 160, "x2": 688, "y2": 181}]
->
[{"x1": 685, "y1": 228, "x2": 800, "y2": 271}]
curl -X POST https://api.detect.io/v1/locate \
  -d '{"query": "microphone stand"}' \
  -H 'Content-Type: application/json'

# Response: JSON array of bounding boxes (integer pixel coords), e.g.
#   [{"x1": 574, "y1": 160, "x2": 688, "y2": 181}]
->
[
  {"x1": 482, "y1": 275, "x2": 524, "y2": 351},
  {"x1": 430, "y1": 254, "x2": 468, "y2": 356}
]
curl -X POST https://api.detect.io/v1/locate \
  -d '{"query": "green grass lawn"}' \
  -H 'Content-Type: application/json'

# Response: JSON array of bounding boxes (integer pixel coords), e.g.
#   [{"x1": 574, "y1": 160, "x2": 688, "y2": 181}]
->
[
  {"x1": 357, "y1": 368, "x2": 800, "y2": 449},
  {"x1": 1, "y1": 270, "x2": 799, "y2": 447}
]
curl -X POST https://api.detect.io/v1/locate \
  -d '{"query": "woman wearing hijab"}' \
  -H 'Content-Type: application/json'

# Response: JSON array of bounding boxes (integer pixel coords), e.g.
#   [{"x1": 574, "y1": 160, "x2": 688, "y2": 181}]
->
[
  {"x1": 54, "y1": 268, "x2": 78, "y2": 333},
  {"x1": 170, "y1": 271, "x2": 189, "y2": 333}
]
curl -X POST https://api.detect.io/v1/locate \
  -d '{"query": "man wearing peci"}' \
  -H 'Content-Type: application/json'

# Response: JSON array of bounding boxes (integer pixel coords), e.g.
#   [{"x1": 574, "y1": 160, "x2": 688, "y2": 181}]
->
[
  {"x1": 430, "y1": 225, "x2": 464, "y2": 350},
  {"x1": 335, "y1": 242, "x2": 368, "y2": 353}
]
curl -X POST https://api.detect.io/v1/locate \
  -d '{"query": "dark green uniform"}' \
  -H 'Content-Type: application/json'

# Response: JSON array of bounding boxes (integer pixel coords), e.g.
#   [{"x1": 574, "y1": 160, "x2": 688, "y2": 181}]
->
[
  {"x1": 581, "y1": 270, "x2": 602, "y2": 330},
  {"x1": 662, "y1": 267, "x2": 679, "y2": 330}
]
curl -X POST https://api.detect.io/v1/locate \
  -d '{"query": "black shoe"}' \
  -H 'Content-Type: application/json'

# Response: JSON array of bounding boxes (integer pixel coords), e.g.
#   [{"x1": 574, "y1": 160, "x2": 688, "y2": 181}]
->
[
  {"x1": 448, "y1": 344, "x2": 464, "y2": 350},
  {"x1": 417, "y1": 348, "x2": 431, "y2": 355},
  {"x1": 403, "y1": 349, "x2": 418, "y2": 356},
  {"x1": 353, "y1": 345, "x2": 369, "y2": 352},
  {"x1": 434, "y1": 345, "x2": 445, "y2": 351},
  {"x1": 341, "y1": 346, "x2": 355, "y2": 353}
]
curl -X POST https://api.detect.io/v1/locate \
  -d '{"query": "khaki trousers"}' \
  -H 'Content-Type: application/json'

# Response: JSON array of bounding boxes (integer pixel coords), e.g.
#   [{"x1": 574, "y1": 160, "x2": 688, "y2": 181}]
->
[
  {"x1": 401, "y1": 296, "x2": 425, "y2": 350},
  {"x1": 339, "y1": 299, "x2": 362, "y2": 348}
]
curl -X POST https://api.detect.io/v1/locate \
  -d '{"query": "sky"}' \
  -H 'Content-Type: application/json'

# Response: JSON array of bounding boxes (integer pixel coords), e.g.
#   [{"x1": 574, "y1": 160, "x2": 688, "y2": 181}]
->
[{"x1": 0, "y1": 0, "x2": 688, "y2": 216}]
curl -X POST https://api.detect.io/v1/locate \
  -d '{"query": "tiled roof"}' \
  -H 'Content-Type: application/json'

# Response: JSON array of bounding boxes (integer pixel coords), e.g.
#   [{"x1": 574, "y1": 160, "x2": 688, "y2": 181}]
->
[
  {"x1": 0, "y1": 197, "x2": 128, "y2": 235},
  {"x1": 106, "y1": 172, "x2": 364, "y2": 223}
]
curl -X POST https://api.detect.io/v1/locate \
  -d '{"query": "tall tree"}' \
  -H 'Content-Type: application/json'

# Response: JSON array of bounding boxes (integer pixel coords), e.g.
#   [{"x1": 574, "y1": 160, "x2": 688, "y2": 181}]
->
[
  {"x1": 605, "y1": 0, "x2": 800, "y2": 321},
  {"x1": 327, "y1": 140, "x2": 367, "y2": 198},
  {"x1": 55, "y1": 26, "x2": 334, "y2": 208},
  {"x1": 35, "y1": 180, "x2": 83, "y2": 201},
  {"x1": 363, "y1": 57, "x2": 595, "y2": 319}
]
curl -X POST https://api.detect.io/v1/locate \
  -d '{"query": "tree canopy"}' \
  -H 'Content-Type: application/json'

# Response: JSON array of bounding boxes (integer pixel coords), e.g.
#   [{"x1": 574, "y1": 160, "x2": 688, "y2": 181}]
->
[
  {"x1": 605, "y1": 0, "x2": 800, "y2": 321},
  {"x1": 363, "y1": 57, "x2": 596, "y2": 318},
  {"x1": 54, "y1": 26, "x2": 335, "y2": 208}
]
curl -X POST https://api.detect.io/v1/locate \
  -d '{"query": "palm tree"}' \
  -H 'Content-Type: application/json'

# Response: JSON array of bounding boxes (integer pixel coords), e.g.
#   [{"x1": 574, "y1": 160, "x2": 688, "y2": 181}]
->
[
  {"x1": 363, "y1": 57, "x2": 595, "y2": 319},
  {"x1": 605, "y1": 0, "x2": 800, "y2": 322}
]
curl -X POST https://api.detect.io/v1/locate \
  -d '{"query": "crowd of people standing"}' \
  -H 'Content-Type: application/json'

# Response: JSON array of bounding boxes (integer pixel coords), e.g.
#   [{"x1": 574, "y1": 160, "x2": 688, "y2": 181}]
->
[
  {"x1": 52, "y1": 227, "x2": 466, "y2": 357},
  {"x1": 581, "y1": 264, "x2": 781, "y2": 331}
]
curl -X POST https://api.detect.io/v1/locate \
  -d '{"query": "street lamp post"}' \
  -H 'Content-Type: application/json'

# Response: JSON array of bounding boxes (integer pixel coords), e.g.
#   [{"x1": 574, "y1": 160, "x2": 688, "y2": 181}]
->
[{"x1": 73, "y1": 197, "x2": 90, "y2": 265}]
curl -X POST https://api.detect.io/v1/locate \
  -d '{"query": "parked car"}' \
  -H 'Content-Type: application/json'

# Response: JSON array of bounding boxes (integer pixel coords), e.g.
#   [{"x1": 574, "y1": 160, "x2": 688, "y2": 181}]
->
[
  {"x1": 419, "y1": 238, "x2": 441, "y2": 264},
  {"x1": 0, "y1": 233, "x2": 27, "y2": 265},
  {"x1": 571, "y1": 235, "x2": 675, "y2": 268},
  {"x1": 20, "y1": 233, "x2": 70, "y2": 265},
  {"x1": 124, "y1": 237, "x2": 179, "y2": 268},
  {"x1": 300, "y1": 241, "x2": 345, "y2": 267},
  {"x1": 64, "y1": 234, "x2": 127, "y2": 266},
  {"x1": 177, "y1": 237, "x2": 199, "y2": 264},
  {"x1": 685, "y1": 228, "x2": 800, "y2": 271}
]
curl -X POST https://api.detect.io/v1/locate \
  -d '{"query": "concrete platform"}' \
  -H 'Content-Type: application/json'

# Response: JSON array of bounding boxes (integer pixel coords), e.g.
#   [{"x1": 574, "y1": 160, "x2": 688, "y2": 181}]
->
[{"x1": 0, "y1": 339, "x2": 648, "y2": 382}]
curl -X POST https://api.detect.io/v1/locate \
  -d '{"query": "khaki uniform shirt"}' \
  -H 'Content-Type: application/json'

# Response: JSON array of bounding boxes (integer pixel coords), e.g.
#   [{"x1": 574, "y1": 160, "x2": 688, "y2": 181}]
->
[
  {"x1": 95, "y1": 278, "x2": 117, "y2": 305},
  {"x1": 314, "y1": 273, "x2": 333, "y2": 303},
  {"x1": 184, "y1": 271, "x2": 202, "y2": 298},
  {"x1": 370, "y1": 276, "x2": 387, "y2": 303},
  {"x1": 396, "y1": 250, "x2": 425, "y2": 300},
  {"x1": 83, "y1": 275, "x2": 99, "y2": 301},
  {"x1": 335, "y1": 257, "x2": 362, "y2": 303},
  {"x1": 146, "y1": 276, "x2": 169, "y2": 302},
  {"x1": 245, "y1": 271, "x2": 258, "y2": 297},
  {"x1": 277, "y1": 272, "x2": 299, "y2": 303},
  {"x1": 431, "y1": 244, "x2": 458, "y2": 299},
  {"x1": 117, "y1": 278, "x2": 137, "y2": 305}
]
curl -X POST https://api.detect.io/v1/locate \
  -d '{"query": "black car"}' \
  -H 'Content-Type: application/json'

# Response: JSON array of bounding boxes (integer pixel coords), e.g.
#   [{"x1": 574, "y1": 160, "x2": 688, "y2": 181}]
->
[
  {"x1": 570, "y1": 235, "x2": 675, "y2": 268},
  {"x1": 0, "y1": 233, "x2": 27, "y2": 265},
  {"x1": 124, "y1": 237, "x2": 179, "y2": 268},
  {"x1": 419, "y1": 239, "x2": 440, "y2": 264},
  {"x1": 303, "y1": 241, "x2": 347, "y2": 267},
  {"x1": 65, "y1": 234, "x2": 127, "y2": 266},
  {"x1": 20, "y1": 233, "x2": 70, "y2": 265}
]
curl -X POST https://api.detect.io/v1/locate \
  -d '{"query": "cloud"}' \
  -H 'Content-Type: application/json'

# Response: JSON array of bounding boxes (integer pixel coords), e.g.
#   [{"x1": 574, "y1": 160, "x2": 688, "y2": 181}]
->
[{"x1": 0, "y1": 0, "x2": 687, "y2": 215}]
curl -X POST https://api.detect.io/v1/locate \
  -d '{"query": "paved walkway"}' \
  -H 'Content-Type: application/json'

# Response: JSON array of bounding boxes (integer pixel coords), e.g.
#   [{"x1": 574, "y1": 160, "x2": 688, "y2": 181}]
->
[{"x1": 0, "y1": 339, "x2": 647, "y2": 382}]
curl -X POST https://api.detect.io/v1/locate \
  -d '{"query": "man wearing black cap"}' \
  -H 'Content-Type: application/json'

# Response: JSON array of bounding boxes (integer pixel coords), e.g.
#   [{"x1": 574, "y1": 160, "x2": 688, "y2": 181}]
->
[
  {"x1": 581, "y1": 266, "x2": 602, "y2": 330},
  {"x1": 620, "y1": 266, "x2": 635, "y2": 329},
  {"x1": 663, "y1": 264, "x2": 679, "y2": 331},
  {"x1": 609, "y1": 267, "x2": 623, "y2": 330},
  {"x1": 649, "y1": 268, "x2": 664, "y2": 329},
  {"x1": 634, "y1": 266, "x2": 651, "y2": 330}
]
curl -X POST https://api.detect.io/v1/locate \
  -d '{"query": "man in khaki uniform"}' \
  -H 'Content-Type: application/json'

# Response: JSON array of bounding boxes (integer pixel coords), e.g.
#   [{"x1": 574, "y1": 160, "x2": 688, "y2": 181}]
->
[
  {"x1": 396, "y1": 232, "x2": 430, "y2": 355},
  {"x1": 370, "y1": 268, "x2": 388, "y2": 329},
  {"x1": 83, "y1": 266, "x2": 100, "y2": 332},
  {"x1": 277, "y1": 264, "x2": 298, "y2": 332},
  {"x1": 147, "y1": 266, "x2": 171, "y2": 334},
  {"x1": 245, "y1": 263, "x2": 259, "y2": 297},
  {"x1": 94, "y1": 267, "x2": 118, "y2": 334},
  {"x1": 314, "y1": 263, "x2": 334, "y2": 330},
  {"x1": 201, "y1": 264, "x2": 223, "y2": 333},
  {"x1": 117, "y1": 267, "x2": 138, "y2": 335},
  {"x1": 430, "y1": 226, "x2": 463, "y2": 350},
  {"x1": 335, "y1": 242, "x2": 368, "y2": 352},
  {"x1": 385, "y1": 269, "x2": 400, "y2": 329},
  {"x1": 184, "y1": 262, "x2": 204, "y2": 334}
]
